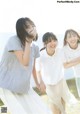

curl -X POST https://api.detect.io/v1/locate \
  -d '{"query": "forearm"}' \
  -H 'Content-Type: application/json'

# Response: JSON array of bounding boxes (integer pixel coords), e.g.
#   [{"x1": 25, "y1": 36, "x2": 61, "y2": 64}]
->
[
  {"x1": 36, "y1": 71, "x2": 46, "y2": 93},
  {"x1": 22, "y1": 43, "x2": 31, "y2": 66},
  {"x1": 33, "y1": 71, "x2": 39, "y2": 86},
  {"x1": 32, "y1": 61, "x2": 40, "y2": 86},
  {"x1": 64, "y1": 57, "x2": 80, "y2": 68},
  {"x1": 14, "y1": 42, "x2": 31, "y2": 66},
  {"x1": 37, "y1": 71, "x2": 43, "y2": 83}
]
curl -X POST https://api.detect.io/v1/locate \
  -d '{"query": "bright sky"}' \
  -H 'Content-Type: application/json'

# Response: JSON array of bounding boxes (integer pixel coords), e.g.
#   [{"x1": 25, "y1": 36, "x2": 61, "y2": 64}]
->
[
  {"x1": 0, "y1": 0, "x2": 80, "y2": 34},
  {"x1": 0, "y1": 0, "x2": 80, "y2": 57}
]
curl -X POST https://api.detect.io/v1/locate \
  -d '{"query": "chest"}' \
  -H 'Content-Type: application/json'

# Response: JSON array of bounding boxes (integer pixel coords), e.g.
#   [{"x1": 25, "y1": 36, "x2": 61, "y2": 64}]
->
[
  {"x1": 64, "y1": 48, "x2": 80, "y2": 60},
  {"x1": 41, "y1": 54, "x2": 60, "y2": 67}
]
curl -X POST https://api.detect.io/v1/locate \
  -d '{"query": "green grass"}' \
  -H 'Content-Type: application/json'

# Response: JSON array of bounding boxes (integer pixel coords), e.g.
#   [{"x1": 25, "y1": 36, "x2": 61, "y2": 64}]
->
[{"x1": 66, "y1": 78, "x2": 80, "y2": 99}]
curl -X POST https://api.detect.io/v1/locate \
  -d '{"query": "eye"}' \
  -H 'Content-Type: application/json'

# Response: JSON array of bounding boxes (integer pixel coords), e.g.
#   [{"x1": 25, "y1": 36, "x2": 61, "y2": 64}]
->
[{"x1": 73, "y1": 34, "x2": 77, "y2": 37}]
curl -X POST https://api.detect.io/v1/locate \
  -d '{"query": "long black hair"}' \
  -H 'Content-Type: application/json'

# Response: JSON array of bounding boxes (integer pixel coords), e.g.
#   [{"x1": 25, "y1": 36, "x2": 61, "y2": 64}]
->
[{"x1": 16, "y1": 17, "x2": 38, "y2": 46}]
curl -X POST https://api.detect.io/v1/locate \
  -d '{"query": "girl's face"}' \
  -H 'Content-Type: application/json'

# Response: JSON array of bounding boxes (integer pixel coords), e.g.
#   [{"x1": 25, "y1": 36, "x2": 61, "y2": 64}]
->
[
  {"x1": 46, "y1": 40, "x2": 57, "y2": 50},
  {"x1": 26, "y1": 27, "x2": 37, "y2": 43},
  {"x1": 28, "y1": 25, "x2": 37, "y2": 38},
  {"x1": 66, "y1": 33, "x2": 79, "y2": 48},
  {"x1": 26, "y1": 22, "x2": 37, "y2": 41}
]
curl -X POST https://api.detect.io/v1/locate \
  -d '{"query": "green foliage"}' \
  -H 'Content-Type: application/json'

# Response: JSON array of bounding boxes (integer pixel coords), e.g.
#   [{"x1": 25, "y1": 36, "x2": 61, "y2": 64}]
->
[{"x1": 66, "y1": 78, "x2": 80, "y2": 99}]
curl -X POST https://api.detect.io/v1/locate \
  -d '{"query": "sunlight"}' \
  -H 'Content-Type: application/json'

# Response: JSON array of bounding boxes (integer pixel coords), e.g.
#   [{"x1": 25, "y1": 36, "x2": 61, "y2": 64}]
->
[{"x1": 0, "y1": 0, "x2": 80, "y2": 34}]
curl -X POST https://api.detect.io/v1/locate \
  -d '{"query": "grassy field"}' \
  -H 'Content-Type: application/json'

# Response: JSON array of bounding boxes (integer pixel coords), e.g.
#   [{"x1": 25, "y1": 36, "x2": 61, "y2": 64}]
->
[{"x1": 0, "y1": 78, "x2": 80, "y2": 114}]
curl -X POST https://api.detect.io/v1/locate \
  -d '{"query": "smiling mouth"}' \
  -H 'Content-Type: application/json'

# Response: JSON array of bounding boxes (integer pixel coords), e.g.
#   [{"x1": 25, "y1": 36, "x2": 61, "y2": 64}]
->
[
  {"x1": 70, "y1": 41, "x2": 76, "y2": 43},
  {"x1": 50, "y1": 45, "x2": 56, "y2": 48}
]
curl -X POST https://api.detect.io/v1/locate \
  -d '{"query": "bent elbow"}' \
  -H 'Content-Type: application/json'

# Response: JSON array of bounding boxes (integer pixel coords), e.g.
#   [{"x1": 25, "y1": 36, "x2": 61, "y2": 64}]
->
[
  {"x1": 24, "y1": 62, "x2": 29, "y2": 66},
  {"x1": 21, "y1": 61, "x2": 30, "y2": 66},
  {"x1": 63, "y1": 63, "x2": 69, "y2": 69}
]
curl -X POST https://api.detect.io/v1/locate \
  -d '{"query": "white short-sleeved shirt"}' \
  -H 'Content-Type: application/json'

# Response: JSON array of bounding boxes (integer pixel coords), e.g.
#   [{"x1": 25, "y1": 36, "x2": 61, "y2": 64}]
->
[
  {"x1": 0, "y1": 35, "x2": 40, "y2": 93},
  {"x1": 62, "y1": 44, "x2": 80, "y2": 77},
  {"x1": 36, "y1": 48, "x2": 64, "y2": 85}
]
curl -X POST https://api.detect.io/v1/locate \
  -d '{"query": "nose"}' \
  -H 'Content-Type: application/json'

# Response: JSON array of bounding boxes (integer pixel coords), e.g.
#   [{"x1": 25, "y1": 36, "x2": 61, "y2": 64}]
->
[{"x1": 51, "y1": 40, "x2": 56, "y2": 44}]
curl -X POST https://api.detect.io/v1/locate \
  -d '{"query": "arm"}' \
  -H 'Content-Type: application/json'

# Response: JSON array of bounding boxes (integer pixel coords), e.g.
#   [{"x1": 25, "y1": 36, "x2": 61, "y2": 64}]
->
[
  {"x1": 32, "y1": 59, "x2": 40, "y2": 90},
  {"x1": 33, "y1": 57, "x2": 46, "y2": 93},
  {"x1": 63, "y1": 57, "x2": 80, "y2": 68},
  {"x1": 37, "y1": 71, "x2": 46, "y2": 93},
  {"x1": 14, "y1": 42, "x2": 31, "y2": 66}
]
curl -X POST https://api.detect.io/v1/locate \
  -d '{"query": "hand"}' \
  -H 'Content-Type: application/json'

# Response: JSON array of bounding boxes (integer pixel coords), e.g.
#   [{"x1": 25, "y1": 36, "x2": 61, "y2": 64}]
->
[
  {"x1": 26, "y1": 38, "x2": 33, "y2": 44},
  {"x1": 39, "y1": 80, "x2": 46, "y2": 94},
  {"x1": 36, "y1": 83, "x2": 40, "y2": 90}
]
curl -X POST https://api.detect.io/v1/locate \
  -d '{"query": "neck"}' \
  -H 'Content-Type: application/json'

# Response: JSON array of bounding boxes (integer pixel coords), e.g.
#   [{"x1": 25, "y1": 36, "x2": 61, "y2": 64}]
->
[
  {"x1": 46, "y1": 48, "x2": 55, "y2": 56},
  {"x1": 69, "y1": 44, "x2": 78, "y2": 49}
]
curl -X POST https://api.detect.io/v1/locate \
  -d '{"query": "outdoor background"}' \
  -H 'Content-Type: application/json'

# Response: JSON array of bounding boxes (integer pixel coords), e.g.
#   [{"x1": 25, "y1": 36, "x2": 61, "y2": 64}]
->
[
  {"x1": 0, "y1": 0, "x2": 80, "y2": 80},
  {"x1": 0, "y1": 0, "x2": 80, "y2": 114}
]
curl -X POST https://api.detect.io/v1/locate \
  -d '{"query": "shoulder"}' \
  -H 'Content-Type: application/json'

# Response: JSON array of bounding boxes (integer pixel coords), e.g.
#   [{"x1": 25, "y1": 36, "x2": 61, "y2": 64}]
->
[
  {"x1": 32, "y1": 43, "x2": 39, "y2": 51},
  {"x1": 9, "y1": 35, "x2": 20, "y2": 41},
  {"x1": 6, "y1": 35, "x2": 22, "y2": 51},
  {"x1": 7, "y1": 35, "x2": 21, "y2": 44},
  {"x1": 32, "y1": 43, "x2": 40, "y2": 58},
  {"x1": 62, "y1": 45, "x2": 67, "y2": 50},
  {"x1": 56, "y1": 48, "x2": 64, "y2": 58},
  {"x1": 40, "y1": 48, "x2": 46, "y2": 54},
  {"x1": 32, "y1": 43, "x2": 39, "y2": 48},
  {"x1": 56, "y1": 48, "x2": 62, "y2": 54},
  {"x1": 61, "y1": 45, "x2": 69, "y2": 54}
]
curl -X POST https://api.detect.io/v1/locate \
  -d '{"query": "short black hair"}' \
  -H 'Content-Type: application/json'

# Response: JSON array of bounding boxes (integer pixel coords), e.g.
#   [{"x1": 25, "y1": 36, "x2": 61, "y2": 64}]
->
[{"x1": 42, "y1": 32, "x2": 57, "y2": 45}]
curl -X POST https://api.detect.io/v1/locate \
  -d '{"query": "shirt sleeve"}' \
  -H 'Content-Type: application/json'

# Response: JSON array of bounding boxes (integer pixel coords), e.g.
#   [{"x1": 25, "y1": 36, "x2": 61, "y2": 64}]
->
[
  {"x1": 6, "y1": 36, "x2": 23, "y2": 52},
  {"x1": 34, "y1": 45, "x2": 40, "y2": 58}
]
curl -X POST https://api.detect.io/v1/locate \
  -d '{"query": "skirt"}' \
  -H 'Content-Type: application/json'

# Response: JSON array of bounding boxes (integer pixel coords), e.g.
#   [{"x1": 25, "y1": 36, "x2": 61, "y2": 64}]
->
[
  {"x1": 46, "y1": 79, "x2": 78, "y2": 114},
  {"x1": 0, "y1": 87, "x2": 52, "y2": 114}
]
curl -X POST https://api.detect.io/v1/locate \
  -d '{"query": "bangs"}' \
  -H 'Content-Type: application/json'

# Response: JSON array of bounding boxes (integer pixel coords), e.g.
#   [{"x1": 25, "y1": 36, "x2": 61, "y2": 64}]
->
[
  {"x1": 42, "y1": 32, "x2": 57, "y2": 45},
  {"x1": 67, "y1": 31, "x2": 76, "y2": 38},
  {"x1": 45, "y1": 37, "x2": 57, "y2": 44},
  {"x1": 67, "y1": 29, "x2": 80, "y2": 38}
]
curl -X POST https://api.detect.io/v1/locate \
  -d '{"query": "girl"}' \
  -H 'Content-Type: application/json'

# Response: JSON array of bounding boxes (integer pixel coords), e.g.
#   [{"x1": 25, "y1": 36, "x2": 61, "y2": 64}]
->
[
  {"x1": 36, "y1": 32, "x2": 76, "y2": 114},
  {"x1": 62, "y1": 29, "x2": 80, "y2": 97},
  {"x1": 0, "y1": 17, "x2": 51, "y2": 114}
]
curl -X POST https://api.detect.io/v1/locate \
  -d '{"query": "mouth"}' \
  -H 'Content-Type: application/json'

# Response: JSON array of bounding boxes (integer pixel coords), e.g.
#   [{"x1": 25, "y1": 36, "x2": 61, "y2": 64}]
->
[
  {"x1": 70, "y1": 41, "x2": 76, "y2": 44},
  {"x1": 51, "y1": 44, "x2": 56, "y2": 47}
]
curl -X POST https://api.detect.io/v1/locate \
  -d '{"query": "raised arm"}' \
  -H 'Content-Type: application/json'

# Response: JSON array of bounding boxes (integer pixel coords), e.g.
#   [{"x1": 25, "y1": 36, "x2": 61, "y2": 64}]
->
[{"x1": 14, "y1": 42, "x2": 31, "y2": 66}]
